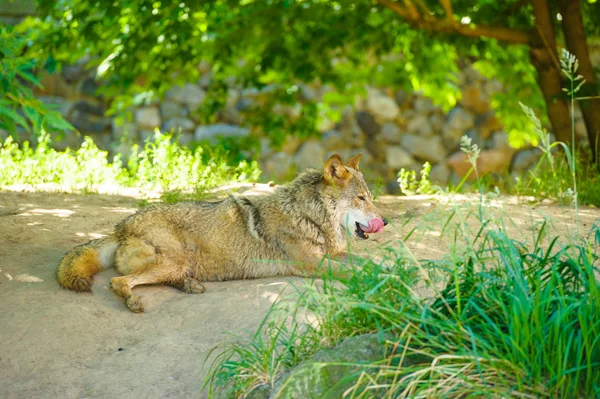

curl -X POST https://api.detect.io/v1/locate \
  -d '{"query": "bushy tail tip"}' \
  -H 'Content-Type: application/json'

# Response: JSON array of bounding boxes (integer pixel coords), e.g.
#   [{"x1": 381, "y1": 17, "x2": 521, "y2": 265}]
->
[{"x1": 57, "y1": 237, "x2": 117, "y2": 293}]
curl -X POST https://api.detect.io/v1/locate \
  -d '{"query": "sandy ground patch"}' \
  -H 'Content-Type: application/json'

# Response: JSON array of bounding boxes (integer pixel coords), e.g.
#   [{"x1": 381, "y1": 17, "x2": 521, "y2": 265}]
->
[{"x1": 0, "y1": 190, "x2": 597, "y2": 398}]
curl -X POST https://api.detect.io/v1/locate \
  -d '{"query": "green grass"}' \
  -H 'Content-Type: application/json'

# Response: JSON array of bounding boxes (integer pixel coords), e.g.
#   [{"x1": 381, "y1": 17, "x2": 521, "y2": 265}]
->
[
  {"x1": 204, "y1": 206, "x2": 600, "y2": 398},
  {"x1": 204, "y1": 50, "x2": 600, "y2": 397},
  {"x1": 0, "y1": 129, "x2": 261, "y2": 201}
]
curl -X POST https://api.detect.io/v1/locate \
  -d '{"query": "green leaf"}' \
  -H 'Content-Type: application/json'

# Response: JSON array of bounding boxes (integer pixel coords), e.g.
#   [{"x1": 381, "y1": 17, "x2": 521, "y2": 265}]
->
[
  {"x1": 16, "y1": 69, "x2": 43, "y2": 89},
  {"x1": 44, "y1": 55, "x2": 57, "y2": 74},
  {"x1": 44, "y1": 110, "x2": 75, "y2": 131},
  {"x1": 0, "y1": 107, "x2": 29, "y2": 132}
]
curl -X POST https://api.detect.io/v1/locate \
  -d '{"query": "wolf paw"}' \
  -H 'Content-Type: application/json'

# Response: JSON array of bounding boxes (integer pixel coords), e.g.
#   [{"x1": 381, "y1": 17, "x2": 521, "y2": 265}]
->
[
  {"x1": 181, "y1": 277, "x2": 206, "y2": 294},
  {"x1": 126, "y1": 295, "x2": 145, "y2": 313}
]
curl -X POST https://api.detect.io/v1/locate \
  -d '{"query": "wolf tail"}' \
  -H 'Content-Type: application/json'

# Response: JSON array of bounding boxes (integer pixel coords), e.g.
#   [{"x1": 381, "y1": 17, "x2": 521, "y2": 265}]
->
[{"x1": 57, "y1": 235, "x2": 119, "y2": 293}]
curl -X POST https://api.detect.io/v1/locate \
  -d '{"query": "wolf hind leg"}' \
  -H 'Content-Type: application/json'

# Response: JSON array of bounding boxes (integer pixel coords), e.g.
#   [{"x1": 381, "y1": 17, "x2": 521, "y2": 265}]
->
[
  {"x1": 170, "y1": 277, "x2": 206, "y2": 294},
  {"x1": 110, "y1": 261, "x2": 191, "y2": 313},
  {"x1": 111, "y1": 238, "x2": 190, "y2": 313}
]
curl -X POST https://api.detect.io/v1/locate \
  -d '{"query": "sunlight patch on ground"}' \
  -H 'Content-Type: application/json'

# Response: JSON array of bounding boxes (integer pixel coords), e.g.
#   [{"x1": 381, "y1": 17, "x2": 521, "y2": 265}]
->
[
  {"x1": 75, "y1": 232, "x2": 106, "y2": 239},
  {"x1": 101, "y1": 207, "x2": 137, "y2": 214},
  {"x1": 17, "y1": 208, "x2": 75, "y2": 218},
  {"x1": 13, "y1": 274, "x2": 43, "y2": 283}
]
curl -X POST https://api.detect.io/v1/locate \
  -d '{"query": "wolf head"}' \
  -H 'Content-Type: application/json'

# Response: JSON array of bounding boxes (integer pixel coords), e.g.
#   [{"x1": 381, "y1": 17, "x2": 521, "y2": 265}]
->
[{"x1": 323, "y1": 154, "x2": 388, "y2": 240}]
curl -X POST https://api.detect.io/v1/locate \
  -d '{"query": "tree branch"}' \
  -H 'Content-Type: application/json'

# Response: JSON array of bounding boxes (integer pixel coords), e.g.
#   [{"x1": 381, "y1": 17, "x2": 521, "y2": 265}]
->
[
  {"x1": 376, "y1": 0, "x2": 533, "y2": 46},
  {"x1": 403, "y1": 0, "x2": 420, "y2": 20},
  {"x1": 439, "y1": 0, "x2": 454, "y2": 22}
]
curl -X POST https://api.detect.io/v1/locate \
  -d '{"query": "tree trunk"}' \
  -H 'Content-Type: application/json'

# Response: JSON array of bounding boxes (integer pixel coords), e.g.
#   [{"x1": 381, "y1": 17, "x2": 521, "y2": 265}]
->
[
  {"x1": 530, "y1": 0, "x2": 572, "y2": 146},
  {"x1": 558, "y1": 0, "x2": 600, "y2": 166}
]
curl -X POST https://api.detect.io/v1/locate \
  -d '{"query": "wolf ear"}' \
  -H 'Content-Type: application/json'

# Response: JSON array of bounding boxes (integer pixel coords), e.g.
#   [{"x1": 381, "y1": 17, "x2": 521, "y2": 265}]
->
[
  {"x1": 324, "y1": 154, "x2": 350, "y2": 186},
  {"x1": 345, "y1": 153, "x2": 362, "y2": 170}
]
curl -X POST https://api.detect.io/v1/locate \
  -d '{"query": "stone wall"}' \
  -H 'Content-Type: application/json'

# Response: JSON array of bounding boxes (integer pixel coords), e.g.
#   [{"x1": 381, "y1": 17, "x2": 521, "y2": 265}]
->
[{"x1": 9, "y1": 57, "x2": 593, "y2": 193}]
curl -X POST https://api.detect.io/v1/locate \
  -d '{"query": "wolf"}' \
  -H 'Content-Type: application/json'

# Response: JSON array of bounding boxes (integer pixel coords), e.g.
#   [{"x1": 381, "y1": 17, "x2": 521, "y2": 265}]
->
[{"x1": 57, "y1": 153, "x2": 388, "y2": 312}]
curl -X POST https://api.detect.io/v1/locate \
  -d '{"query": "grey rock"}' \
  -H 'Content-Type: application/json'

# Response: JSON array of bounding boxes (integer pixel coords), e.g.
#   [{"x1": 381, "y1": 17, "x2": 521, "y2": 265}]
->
[
  {"x1": 321, "y1": 130, "x2": 345, "y2": 151},
  {"x1": 166, "y1": 83, "x2": 206, "y2": 109},
  {"x1": 430, "y1": 161, "x2": 451, "y2": 184},
  {"x1": 394, "y1": 89, "x2": 410, "y2": 108},
  {"x1": 386, "y1": 146, "x2": 416, "y2": 169},
  {"x1": 401, "y1": 135, "x2": 446, "y2": 163},
  {"x1": 235, "y1": 97, "x2": 254, "y2": 112},
  {"x1": 340, "y1": 106, "x2": 364, "y2": 147},
  {"x1": 381, "y1": 123, "x2": 401, "y2": 144},
  {"x1": 139, "y1": 130, "x2": 155, "y2": 143},
  {"x1": 271, "y1": 334, "x2": 391, "y2": 399},
  {"x1": 111, "y1": 120, "x2": 138, "y2": 140},
  {"x1": 430, "y1": 114, "x2": 444, "y2": 133},
  {"x1": 442, "y1": 107, "x2": 475, "y2": 149},
  {"x1": 160, "y1": 101, "x2": 186, "y2": 120},
  {"x1": 356, "y1": 111, "x2": 380, "y2": 136},
  {"x1": 71, "y1": 110, "x2": 111, "y2": 133},
  {"x1": 162, "y1": 117, "x2": 195, "y2": 133},
  {"x1": 78, "y1": 77, "x2": 100, "y2": 97},
  {"x1": 491, "y1": 131, "x2": 510, "y2": 150},
  {"x1": 194, "y1": 124, "x2": 249, "y2": 142},
  {"x1": 261, "y1": 152, "x2": 296, "y2": 180},
  {"x1": 407, "y1": 114, "x2": 434, "y2": 137},
  {"x1": 135, "y1": 106, "x2": 161, "y2": 130},
  {"x1": 176, "y1": 133, "x2": 194, "y2": 146},
  {"x1": 294, "y1": 140, "x2": 325, "y2": 171},
  {"x1": 511, "y1": 148, "x2": 542, "y2": 172},
  {"x1": 413, "y1": 96, "x2": 438, "y2": 114},
  {"x1": 366, "y1": 87, "x2": 399, "y2": 120}
]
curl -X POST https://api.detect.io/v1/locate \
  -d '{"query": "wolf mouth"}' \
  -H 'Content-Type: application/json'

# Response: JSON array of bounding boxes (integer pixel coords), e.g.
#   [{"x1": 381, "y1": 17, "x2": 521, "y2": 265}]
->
[{"x1": 355, "y1": 222, "x2": 369, "y2": 240}]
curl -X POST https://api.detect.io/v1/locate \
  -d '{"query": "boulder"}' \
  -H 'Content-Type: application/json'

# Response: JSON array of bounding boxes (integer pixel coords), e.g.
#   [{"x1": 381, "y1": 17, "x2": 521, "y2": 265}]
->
[
  {"x1": 294, "y1": 140, "x2": 325, "y2": 170},
  {"x1": 366, "y1": 88, "x2": 399, "y2": 121},
  {"x1": 135, "y1": 106, "x2": 161, "y2": 130},
  {"x1": 261, "y1": 152, "x2": 295, "y2": 180},
  {"x1": 442, "y1": 107, "x2": 475, "y2": 149},
  {"x1": 407, "y1": 114, "x2": 434, "y2": 137},
  {"x1": 511, "y1": 148, "x2": 542, "y2": 172},
  {"x1": 430, "y1": 161, "x2": 451, "y2": 184},
  {"x1": 413, "y1": 96, "x2": 438, "y2": 114},
  {"x1": 111, "y1": 120, "x2": 138, "y2": 141},
  {"x1": 340, "y1": 106, "x2": 364, "y2": 147},
  {"x1": 394, "y1": 89, "x2": 410, "y2": 108},
  {"x1": 166, "y1": 83, "x2": 206, "y2": 109},
  {"x1": 381, "y1": 122, "x2": 401, "y2": 144},
  {"x1": 162, "y1": 117, "x2": 195, "y2": 133},
  {"x1": 448, "y1": 147, "x2": 515, "y2": 180},
  {"x1": 194, "y1": 124, "x2": 249, "y2": 142},
  {"x1": 460, "y1": 84, "x2": 491, "y2": 114},
  {"x1": 400, "y1": 135, "x2": 446, "y2": 163},
  {"x1": 386, "y1": 146, "x2": 416, "y2": 169},
  {"x1": 160, "y1": 101, "x2": 186, "y2": 120},
  {"x1": 270, "y1": 334, "x2": 388, "y2": 399},
  {"x1": 475, "y1": 111, "x2": 502, "y2": 139},
  {"x1": 356, "y1": 111, "x2": 380, "y2": 136},
  {"x1": 321, "y1": 130, "x2": 345, "y2": 151}
]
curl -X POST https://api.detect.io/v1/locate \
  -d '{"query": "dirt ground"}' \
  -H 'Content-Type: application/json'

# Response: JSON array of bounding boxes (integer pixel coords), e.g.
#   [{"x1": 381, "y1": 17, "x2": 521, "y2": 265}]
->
[{"x1": 0, "y1": 189, "x2": 598, "y2": 399}]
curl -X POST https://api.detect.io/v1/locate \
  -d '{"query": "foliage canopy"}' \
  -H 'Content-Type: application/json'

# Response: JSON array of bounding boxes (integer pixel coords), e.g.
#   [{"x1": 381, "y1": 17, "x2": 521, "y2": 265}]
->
[{"x1": 28, "y1": 0, "x2": 595, "y2": 147}]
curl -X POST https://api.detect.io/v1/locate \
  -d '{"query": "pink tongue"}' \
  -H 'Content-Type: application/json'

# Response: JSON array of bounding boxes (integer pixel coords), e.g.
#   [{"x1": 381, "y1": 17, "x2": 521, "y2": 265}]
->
[{"x1": 365, "y1": 218, "x2": 385, "y2": 234}]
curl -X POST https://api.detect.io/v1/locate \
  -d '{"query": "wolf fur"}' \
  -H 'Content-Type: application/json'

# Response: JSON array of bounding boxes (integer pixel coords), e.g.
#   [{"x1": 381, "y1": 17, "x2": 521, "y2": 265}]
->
[{"x1": 56, "y1": 154, "x2": 386, "y2": 312}]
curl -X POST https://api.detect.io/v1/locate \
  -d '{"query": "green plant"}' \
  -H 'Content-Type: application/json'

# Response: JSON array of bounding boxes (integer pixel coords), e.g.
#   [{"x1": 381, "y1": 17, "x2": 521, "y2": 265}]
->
[
  {"x1": 0, "y1": 24, "x2": 73, "y2": 136},
  {"x1": 0, "y1": 130, "x2": 260, "y2": 199},
  {"x1": 204, "y1": 203, "x2": 600, "y2": 398},
  {"x1": 37, "y1": 0, "x2": 600, "y2": 157},
  {"x1": 397, "y1": 162, "x2": 434, "y2": 195}
]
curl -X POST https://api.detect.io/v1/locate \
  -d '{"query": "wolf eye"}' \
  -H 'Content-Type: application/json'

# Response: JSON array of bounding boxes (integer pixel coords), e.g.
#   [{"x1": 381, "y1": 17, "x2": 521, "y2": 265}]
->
[{"x1": 358, "y1": 195, "x2": 366, "y2": 201}]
